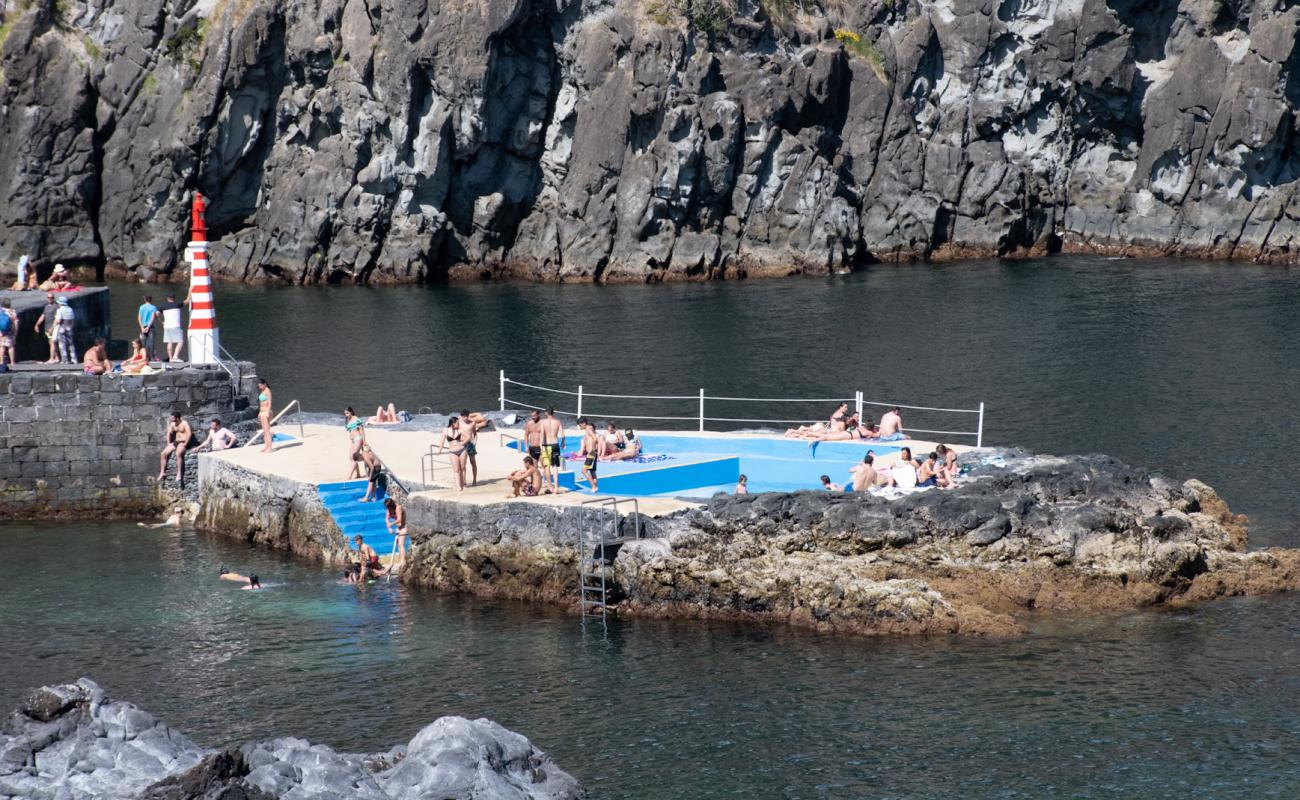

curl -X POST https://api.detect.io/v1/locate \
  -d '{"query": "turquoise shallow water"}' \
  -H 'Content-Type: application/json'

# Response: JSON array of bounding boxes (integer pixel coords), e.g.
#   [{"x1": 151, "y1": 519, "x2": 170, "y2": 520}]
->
[{"x1": 3, "y1": 522, "x2": 1300, "y2": 798}]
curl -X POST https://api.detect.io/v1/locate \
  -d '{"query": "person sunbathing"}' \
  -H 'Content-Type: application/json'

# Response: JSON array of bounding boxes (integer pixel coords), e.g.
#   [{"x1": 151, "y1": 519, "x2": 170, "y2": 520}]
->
[
  {"x1": 806, "y1": 418, "x2": 871, "y2": 445},
  {"x1": 785, "y1": 403, "x2": 850, "y2": 438},
  {"x1": 605, "y1": 430, "x2": 643, "y2": 461},
  {"x1": 369, "y1": 403, "x2": 400, "y2": 424},
  {"x1": 119, "y1": 339, "x2": 149, "y2": 374}
]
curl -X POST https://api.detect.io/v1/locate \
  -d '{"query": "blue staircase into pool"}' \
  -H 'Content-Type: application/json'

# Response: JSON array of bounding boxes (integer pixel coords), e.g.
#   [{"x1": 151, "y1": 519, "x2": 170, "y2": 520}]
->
[{"x1": 317, "y1": 480, "x2": 393, "y2": 554}]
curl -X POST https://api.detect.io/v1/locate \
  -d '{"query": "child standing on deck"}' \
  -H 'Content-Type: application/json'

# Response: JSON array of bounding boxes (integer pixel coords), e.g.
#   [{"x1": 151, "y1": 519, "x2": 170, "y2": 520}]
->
[{"x1": 578, "y1": 417, "x2": 599, "y2": 493}]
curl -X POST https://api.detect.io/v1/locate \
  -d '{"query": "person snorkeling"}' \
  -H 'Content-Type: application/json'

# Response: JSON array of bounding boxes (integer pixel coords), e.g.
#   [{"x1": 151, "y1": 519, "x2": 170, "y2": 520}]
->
[{"x1": 218, "y1": 568, "x2": 262, "y2": 590}]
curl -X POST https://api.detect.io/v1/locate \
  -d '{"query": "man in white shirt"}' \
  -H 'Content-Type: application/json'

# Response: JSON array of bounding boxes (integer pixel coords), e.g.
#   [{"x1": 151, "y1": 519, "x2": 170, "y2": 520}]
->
[{"x1": 161, "y1": 293, "x2": 184, "y2": 362}]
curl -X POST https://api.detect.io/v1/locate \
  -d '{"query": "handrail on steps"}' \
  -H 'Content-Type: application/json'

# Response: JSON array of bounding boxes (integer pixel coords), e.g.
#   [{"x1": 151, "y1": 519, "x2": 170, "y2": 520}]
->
[{"x1": 244, "y1": 399, "x2": 305, "y2": 447}]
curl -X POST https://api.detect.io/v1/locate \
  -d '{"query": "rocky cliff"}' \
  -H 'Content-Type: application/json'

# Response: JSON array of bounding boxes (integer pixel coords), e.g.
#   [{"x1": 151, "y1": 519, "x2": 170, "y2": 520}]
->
[
  {"x1": 2, "y1": 0, "x2": 1299, "y2": 284},
  {"x1": 0, "y1": 679, "x2": 583, "y2": 799}
]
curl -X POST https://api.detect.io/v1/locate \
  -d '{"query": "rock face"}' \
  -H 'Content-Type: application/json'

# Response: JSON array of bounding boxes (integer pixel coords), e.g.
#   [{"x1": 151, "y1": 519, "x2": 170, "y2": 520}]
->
[
  {"x1": 0, "y1": 679, "x2": 584, "y2": 800},
  {"x1": 2, "y1": 0, "x2": 1299, "y2": 284}
]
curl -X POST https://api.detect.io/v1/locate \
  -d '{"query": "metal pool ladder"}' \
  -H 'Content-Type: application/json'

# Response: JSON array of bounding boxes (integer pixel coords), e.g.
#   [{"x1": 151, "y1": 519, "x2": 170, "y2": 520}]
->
[{"x1": 577, "y1": 497, "x2": 643, "y2": 620}]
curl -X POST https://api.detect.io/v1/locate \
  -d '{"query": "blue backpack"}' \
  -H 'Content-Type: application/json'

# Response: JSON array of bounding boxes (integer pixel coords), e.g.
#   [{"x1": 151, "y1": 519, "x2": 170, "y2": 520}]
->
[{"x1": 0, "y1": 311, "x2": 11, "y2": 334}]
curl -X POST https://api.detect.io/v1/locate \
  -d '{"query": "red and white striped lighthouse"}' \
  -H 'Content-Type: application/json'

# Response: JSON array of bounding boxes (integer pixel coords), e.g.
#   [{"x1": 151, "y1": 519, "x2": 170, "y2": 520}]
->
[{"x1": 184, "y1": 193, "x2": 221, "y2": 364}]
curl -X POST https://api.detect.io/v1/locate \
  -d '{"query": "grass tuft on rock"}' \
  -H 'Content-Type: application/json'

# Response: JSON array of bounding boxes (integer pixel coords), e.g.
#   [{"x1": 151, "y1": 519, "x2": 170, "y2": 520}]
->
[{"x1": 834, "y1": 28, "x2": 889, "y2": 87}]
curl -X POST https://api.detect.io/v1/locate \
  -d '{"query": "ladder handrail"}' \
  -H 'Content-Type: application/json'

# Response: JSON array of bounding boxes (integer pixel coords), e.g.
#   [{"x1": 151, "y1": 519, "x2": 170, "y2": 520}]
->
[{"x1": 244, "y1": 399, "x2": 305, "y2": 447}]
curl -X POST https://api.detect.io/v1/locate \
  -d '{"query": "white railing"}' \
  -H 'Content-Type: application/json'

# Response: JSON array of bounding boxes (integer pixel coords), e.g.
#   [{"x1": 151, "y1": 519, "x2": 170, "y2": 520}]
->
[
  {"x1": 498, "y1": 371, "x2": 986, "y2": 446},
  {"x1": 244, "y1": 399, "x2": 305, "y2": 447}
]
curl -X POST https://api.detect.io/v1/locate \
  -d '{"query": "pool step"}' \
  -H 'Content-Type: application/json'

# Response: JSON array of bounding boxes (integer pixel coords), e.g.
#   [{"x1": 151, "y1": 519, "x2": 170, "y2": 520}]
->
[{"x1": 317, "y1": 479, "x2": 394, "y2": 554}]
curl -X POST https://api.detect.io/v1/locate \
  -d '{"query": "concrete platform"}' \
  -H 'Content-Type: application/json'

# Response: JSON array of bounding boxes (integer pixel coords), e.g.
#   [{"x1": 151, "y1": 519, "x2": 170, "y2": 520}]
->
[{"x1": 202, "y1": 422, "x2": 969, "y2": 519}]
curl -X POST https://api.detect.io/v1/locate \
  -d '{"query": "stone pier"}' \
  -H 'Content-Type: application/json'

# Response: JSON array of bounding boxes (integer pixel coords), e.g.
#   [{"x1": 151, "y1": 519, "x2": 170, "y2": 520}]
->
[
  {"x1": 0, "y1": 287, "x2": 111, "y2": 362},
  {"x1": 0, "y1": 363, "x2": 258, "y2": 520}
]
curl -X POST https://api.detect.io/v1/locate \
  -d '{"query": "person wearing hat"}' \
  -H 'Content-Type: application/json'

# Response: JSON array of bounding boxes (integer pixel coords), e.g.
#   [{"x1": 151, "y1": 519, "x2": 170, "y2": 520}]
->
[
  {"x1": 33, "y1": 291, "x2": 60, "y2": 363},
  {"x1": 40, "y1": 263, "x2": 72, "y2": 292},
  {"x1": 53, "y1": 295, "x2": 77, "y2": 364}
]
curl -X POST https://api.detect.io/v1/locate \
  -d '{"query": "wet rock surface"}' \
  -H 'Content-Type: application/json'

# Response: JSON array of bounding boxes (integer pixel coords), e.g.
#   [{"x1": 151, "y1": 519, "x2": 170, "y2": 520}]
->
[
  {"x1": 3, "y1": 0, "x2": 1300, "y2": 284},
  {"x1": 0, "y1": 679, "x2": 583, "y2": 800}
]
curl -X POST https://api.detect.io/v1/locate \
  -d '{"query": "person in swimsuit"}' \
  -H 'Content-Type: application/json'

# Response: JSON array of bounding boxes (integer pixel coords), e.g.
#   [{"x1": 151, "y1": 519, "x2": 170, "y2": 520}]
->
[
  {"x1": 352, "y1": 535, "x2": 388, "y2": 580},
  {"x1": 506, "y1": 455, "x2": 543, "y2": 498},
  {"x1": 369, "y1": 403, "x2": 399, "y2": 424},
  {"x1": 878, "y1": 407, "x2": 906, "y2": 441},
  {"x1": 384, "y1": 497, "x2": 408, "y2": 569},
  {"x1": 460, "y1": 408, "x2": 486, "y2": 486},
  {"x1": 820, "y1": 475, "x2": 842, "y2": 491},
  {"x1": 344, "y1": 407, "x2": 366, "y2": 478},
  {"x1": 360, "y1": 447, "x2": 385, "y2": 501},
  {"x1": 139, "y1": 506, "x2": 186, "y2": 529},
  {"x1": 436, "y1": 416, "x2": 468, "y2": 491},
  {"x1": 538, "y1": 407, "x2": 565, "y2": 494},
  {"x1": 577, "y1": 417, "x2": 599, "y2": 493},
  {"x1": 120, "y1": 338, "x2": 149, "y2": 375},
  {"x1": 786, "y1": 403, "x2": 851, "y2": 438},
  {"x1": 256, "y1": 379, "x2": 273, "y2": 453},
  {"x1": 935, "y1": 444, "x2": 959, "y2": 485},
  {"x1": 917, "y1": 452, "x2": 943, "y2": 488},
  {"x1": 734, "y1": 474, "x2": 749, "y2": 494},
  {"x1": 849, "y1": 453, "x2": 884, "y2": 491},
  {"x1": 158, "y1": 412, "x2": 193, "y2": 484},
  {"x1": 807, "y1": 416, "x2": 867, "y2": 445},
  {"x1": 599, "y1": 422, "x2": 626, "y2": 461},
  {"x1": 83, "y1": 337, "x2": 111, "y2": 375},
  {"x1": 218, "y1": 569, "x2": 261, "y2": 590},
  {"x1": 523, "y1": 410, "x2": 543, "y2": 464},
  {"x1": 606, "y1": 430, "x2": 642, "y2": 461}
]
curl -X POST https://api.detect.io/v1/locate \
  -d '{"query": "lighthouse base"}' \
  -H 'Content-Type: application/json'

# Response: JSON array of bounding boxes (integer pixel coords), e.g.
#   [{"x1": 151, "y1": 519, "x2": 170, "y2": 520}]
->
[{"x1": 187, "y1": 328, "x2": 222, "y2": 365}]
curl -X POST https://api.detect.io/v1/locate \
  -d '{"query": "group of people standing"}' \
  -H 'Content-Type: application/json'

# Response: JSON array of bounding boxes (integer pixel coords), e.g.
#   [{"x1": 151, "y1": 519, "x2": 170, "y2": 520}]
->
[{"x1": 435, "y1": 409, "x2": 491, "y2": 491}]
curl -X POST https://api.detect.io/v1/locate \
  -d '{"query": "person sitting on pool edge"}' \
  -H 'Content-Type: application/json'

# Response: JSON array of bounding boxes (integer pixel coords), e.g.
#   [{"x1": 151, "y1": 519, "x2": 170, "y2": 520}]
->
[
  {"x1": 820, "y1": 475, "x2": 842, "y2": 491},
  {"x1": 219, "y1": 569, "x2": 261, "y2": 590},
  {"x1": 600, "y1": 422, "x2": 627, "y2": 459},
  {"x1": 577, "y1": 417, "x2": 599, "y2": 493},
  {"x1": 506, "y1": 455, "x2": 543, "y2": 498},
  {"x1": 877, "y1": 407, "x2": 906, "y2": 441},
  {"x1": 605, "y1": 429, "x2": 642, "y2": 461},
  {"x1": 353, "y1": 535, "x2": 388, "y2": 580},
  {"x1": 848, "y1": 453, "x2": 882, "y2": 492}
]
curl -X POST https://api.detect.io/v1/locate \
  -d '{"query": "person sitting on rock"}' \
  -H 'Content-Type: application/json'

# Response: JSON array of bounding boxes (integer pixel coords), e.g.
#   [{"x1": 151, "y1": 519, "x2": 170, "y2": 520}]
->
[
  {"x1": 507, "y1": 455, "x2": 542, "y2": 498},
  {"x1": 935, "y1": 444, "x2": 959, "y2": 484},
  {"x1": 888, "y1": 447, "x2": 919, "y2": 489},
  {"x1": 39, "y1": 263, "x2": 73, "y2": 292},
  {"x1": 917, "y1": 452, "x2": 945, "y2": 488},
  {"x1": 120, "y1": 338, "x2": 149, "y2": 374},
  {"x1": 83, "y1": 338, "x2": 111, "y2": 375},
  {"x1": 734, "y1": 474, "x2": 749, "y2": 495},
  {"x1": 219, "y1": 569, "x2": 261, "y2": 590}
]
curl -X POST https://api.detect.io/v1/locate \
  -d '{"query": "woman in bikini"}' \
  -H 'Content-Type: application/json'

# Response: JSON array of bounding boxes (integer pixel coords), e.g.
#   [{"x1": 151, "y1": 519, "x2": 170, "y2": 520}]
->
[
  {"x1": 437, "y1": 416, "x2": 468, "y2": 491},
  {"x1": 807, "y1": 416, "x2": 867, "y2": 445},
  {"x1": 256, "y1": 379, "x2": 273, "y2": 453},
  {"x1": 384, "y1": 498, "x2": 408, "y2": 569},
  {"x1": 120, "y1": 338, "x2": 149, "y2": 375},
  {"x1": 344, "y1": 407, "x2": 366, "y2": 477}
]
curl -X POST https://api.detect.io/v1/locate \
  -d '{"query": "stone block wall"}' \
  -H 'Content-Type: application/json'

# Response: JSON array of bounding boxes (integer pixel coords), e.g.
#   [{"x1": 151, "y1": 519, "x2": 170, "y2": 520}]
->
[{"x1": 0, "y1": 363, "x2": 259, "y2": 520}]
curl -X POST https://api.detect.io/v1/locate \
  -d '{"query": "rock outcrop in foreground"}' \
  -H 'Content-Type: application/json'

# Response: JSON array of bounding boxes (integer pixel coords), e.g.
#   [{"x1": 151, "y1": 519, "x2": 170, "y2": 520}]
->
[
  {"x1": 0, "y1": 679, "x2": 583, "y2": 800},
  {"x1": 2, "y1": 0, "x2": 1300, "y2": 284},
  {"x1": 396, "y1": 450, "x2": 1300, "y2": 636}
]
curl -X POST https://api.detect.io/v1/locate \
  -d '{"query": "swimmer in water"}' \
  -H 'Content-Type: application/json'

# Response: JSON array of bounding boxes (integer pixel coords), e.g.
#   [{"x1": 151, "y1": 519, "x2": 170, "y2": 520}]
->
[
  {"x1": 219, "y1": 568, "x2": 262, "y2": 590},
  {"x1": 138, "y1": 507, "x2": 185, "y2": 529}
]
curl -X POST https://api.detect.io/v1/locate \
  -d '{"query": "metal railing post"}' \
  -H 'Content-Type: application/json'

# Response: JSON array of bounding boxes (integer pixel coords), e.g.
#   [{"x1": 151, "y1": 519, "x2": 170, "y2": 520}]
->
[
  {"x1": 499, "y1": 370, "x2": 505, "y2": 412},
  {"x1": 577, "y1": 385, "x2": 584, "y2": 419},
  {"x1": 977, "y1": 402, "x2": 985, "y2": 447},
  {"x1": 855, "y1": 390, "x2": 863, "y2": 422},
  {"x1": 699, "y1": 388, "x2": 705, "y2": 432}
]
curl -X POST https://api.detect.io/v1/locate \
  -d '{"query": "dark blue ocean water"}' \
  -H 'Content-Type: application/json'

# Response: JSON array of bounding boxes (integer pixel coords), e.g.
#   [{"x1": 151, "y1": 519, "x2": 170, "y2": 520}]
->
[{"x1": 2, "y1": 255, "x2": 1288, "y2": 797}]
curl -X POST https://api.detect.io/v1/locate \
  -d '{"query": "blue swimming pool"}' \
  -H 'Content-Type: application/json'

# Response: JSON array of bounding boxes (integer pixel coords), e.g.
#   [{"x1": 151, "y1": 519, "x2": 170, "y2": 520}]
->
[{"x1": 512, "y1": 434, "x2": 906, "y2": 497}]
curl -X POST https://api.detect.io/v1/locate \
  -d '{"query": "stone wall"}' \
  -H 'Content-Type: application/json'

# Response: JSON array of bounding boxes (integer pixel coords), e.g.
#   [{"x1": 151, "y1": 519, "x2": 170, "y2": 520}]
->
[
  {"x1": 0, "y1": 363, "x2": 259, "y2": 520},
  {"x1": 196, "y1": 456, "x2": 343, "y2": 560}
]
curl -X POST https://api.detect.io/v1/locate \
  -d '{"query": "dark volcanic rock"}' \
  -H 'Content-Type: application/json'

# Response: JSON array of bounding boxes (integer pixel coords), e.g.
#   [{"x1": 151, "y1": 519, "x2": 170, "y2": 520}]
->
[
  {"x1": 0, "y1": 679, "x2": 583, "y2": 799},
  {"x1": 2, "y1": 0, "x2": 1300, "y2": 284}
]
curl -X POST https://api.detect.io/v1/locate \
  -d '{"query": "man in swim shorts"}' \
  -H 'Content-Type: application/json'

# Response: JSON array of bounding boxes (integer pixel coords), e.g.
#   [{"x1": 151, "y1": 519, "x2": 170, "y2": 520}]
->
[
  {"x1": 577, "y1": 417, "x2": 599, "y2": 493},
  {"x1": 878, "y1": 407, "x2": 905, "y2": 441},
  {"x1": 539, "y1": 407, "x2": 565, "y2": 493},
  {"x1": 352, "y1": 535, "x2": 388, "y2": 580},
  {"x1": 524, "y1": 410, "x2": 543, "y2": 463},
  {"x1": 219, "y1": 568, "x2": 261, "y2": 590}
]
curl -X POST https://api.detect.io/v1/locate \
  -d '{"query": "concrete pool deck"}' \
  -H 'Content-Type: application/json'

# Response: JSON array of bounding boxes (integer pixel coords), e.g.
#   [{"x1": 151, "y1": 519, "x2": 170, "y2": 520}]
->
[{"x1": 203, "y1": 423, "x2": 972, "y2": 518}]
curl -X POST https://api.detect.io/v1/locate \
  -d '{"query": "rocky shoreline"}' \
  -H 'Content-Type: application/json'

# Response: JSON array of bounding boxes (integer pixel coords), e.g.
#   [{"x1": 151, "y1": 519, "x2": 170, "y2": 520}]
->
[
  {"x1": 196, "y1": 447, "x2": 1300, "y2": 637},
  {"x1": 4, "y1": 0, "x2": 1300, "y2": 283},
  {"x1": 0, "y1": 679, "x2": 583, "y2": 800}
]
